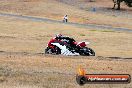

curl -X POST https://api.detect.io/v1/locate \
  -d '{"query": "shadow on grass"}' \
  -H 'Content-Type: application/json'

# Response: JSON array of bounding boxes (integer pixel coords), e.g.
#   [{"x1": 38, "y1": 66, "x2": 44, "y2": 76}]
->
[{"x1": 107, "y1": 57, "x2": 132, "y2": 60}]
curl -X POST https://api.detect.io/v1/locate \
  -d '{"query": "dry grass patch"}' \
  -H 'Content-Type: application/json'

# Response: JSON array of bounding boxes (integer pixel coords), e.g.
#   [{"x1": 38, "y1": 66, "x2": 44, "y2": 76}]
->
[
  {"x1": 0, "y1": 54, "x2": 132, "y2": 88},
  {"x1": 0, "y1": 1, "x2": 132, "y2": 88},
  {"x1": 0, "y1": 0, "x2": 132, "y2": 29},
  {"x1": 0, "y1": 16, "x2": 132, "y2": 57}
]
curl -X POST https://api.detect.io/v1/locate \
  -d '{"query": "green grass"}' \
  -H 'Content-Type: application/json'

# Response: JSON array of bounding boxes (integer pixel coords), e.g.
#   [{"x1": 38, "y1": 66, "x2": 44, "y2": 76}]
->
[
  {"x1": 101, "y1": 30, "x2": 115, "y2": 32},
  {"x1": 79, "y1": 33, "x2": 85, "y2": 36},
  {"x1": 90, "y1": 29, "x2": 115, "y2": 32}
]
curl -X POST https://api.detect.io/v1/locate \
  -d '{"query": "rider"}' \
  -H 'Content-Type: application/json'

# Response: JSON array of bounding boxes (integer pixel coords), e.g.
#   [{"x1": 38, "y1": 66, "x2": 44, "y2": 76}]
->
[
  {"x1": 63, "y1": 15, "x2": 68, "y2": 23},
  {"x1": 48, "y1": 34, "x2": 77, "y2": 49},
  {"x1": 55, "y1": 34, "x2": 76, "y2": 47}
]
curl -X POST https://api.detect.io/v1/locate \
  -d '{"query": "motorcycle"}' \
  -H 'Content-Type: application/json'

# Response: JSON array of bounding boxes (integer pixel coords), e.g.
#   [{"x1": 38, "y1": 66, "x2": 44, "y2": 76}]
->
[{"x1": 45, "y1": 37, "x2": 95, "y2": 56}]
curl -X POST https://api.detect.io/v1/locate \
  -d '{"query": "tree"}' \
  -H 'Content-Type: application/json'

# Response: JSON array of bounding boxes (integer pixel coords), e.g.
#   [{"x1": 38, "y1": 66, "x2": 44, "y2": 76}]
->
[{"x1": 112, "y1": 0, "x2": 132, "y2": 10}]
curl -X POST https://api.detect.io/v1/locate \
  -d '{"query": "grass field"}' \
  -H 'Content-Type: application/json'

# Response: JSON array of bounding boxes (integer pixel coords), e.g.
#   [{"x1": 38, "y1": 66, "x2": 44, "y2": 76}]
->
[
  {"x1": 0, "y1": 15, "x2": 132, "y2": 88},
  {"x1": 0, "y1": 0, "x2": 132, "y2": 88},
  {"x1": 0, "y1": 0, "x2": 132, "y2": 29}
]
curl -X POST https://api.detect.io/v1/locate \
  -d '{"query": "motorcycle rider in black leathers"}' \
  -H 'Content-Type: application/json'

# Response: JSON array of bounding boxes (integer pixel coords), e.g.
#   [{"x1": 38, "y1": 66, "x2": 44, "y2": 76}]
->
[{"x1": 55, "y1": 34, "x2": 78, "y2": 51}]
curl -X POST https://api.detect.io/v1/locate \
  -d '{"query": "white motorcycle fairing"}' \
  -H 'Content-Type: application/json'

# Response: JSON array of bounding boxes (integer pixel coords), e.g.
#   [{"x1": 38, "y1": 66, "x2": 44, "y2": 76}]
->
[{"x1": 51, "y1": 43, "x2": 79, "y2": 56}]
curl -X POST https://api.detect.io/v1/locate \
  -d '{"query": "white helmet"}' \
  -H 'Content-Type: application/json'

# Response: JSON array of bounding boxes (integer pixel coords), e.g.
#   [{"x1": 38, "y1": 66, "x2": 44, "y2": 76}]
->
[{"x1": 56, "y1": 34, "x2": 63, "y2": 37}]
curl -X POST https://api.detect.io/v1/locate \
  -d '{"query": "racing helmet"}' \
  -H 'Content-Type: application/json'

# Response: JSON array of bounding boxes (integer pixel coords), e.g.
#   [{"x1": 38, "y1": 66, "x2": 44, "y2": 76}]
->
[{"x1": 56, "y1": 34, "x2": 63, "y2": 38}]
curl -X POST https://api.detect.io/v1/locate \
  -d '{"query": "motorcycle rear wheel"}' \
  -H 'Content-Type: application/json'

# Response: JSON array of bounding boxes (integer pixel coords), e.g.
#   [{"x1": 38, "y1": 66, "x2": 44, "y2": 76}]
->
[{"x1": 45, "y1": 46, "x2": 61, "y2": 55}]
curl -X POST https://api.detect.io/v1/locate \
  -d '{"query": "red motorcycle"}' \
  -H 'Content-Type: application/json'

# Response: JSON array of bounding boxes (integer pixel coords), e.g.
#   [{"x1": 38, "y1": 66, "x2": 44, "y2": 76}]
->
[{"x1": 45, "y1": 37, "x2": 95, "y2": 56}]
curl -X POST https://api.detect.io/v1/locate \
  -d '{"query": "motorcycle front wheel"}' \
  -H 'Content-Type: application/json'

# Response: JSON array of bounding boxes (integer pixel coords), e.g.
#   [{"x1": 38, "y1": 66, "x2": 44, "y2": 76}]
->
[{"x1": 80, "y1": 47, "x2": 95, "y2": 56}]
